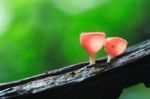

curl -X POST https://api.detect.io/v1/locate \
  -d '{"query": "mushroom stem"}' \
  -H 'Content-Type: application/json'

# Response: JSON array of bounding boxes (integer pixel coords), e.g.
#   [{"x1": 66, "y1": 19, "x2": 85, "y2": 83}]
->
[
  {"x1": 107, "y1": 55, "x2": 112, "y2": 63},
  {"x1": 89, "y1": 55, "x2": 96, "y2": 65}
]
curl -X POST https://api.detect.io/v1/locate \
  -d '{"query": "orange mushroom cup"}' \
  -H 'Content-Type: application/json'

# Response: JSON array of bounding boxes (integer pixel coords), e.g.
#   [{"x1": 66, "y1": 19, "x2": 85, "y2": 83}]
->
[
  {"x1": 104, "y1": 37, "x2": 128, "y2": 62},
  {"x1": 80, "y1": 32, "x2": 106, "y2": 65}
]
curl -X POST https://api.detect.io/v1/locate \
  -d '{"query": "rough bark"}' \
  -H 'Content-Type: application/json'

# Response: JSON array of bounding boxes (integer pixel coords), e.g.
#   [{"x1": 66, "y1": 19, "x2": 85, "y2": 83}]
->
[{"x1": 0, "y1": 39, "x2": 150, "y2": 99}]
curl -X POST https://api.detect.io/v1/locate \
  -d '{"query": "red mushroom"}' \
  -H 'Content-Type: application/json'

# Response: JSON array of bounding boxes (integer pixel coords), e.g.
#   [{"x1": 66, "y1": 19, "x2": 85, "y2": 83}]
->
[
  {"x1": 80, "y1": 32, "x2": 106, "y2": 65},
  {"x1": 104, "y1": 37, "x2": 128, "y2": 62}
]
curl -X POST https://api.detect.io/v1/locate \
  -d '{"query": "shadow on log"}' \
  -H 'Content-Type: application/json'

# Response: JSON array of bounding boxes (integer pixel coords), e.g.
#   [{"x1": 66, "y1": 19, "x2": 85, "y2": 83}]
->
[{"x1": 0, "y1": 39, "x2": 150, "y2": 99}]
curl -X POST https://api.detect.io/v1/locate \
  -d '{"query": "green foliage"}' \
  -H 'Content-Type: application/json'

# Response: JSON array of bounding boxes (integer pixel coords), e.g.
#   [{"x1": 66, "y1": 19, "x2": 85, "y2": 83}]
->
[
  {"x1": 0, "y1": 0, "x2": 149, "y2": 98},
  {"x1": 119, "y1": 84, "x2": 150, "y2": 99}
]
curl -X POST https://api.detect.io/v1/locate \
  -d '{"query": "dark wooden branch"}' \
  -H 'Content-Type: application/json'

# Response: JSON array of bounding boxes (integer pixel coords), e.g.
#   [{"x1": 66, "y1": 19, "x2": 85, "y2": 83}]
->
[{"x1": 0, "y1": 39, "x2": 150, "y2": 99}]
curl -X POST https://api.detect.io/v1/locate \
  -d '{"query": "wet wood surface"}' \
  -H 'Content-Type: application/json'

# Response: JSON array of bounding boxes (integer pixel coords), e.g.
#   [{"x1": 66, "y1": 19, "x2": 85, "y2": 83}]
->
[{"x1": 0, "y1": 39, "x2": 150, "y2": 99}]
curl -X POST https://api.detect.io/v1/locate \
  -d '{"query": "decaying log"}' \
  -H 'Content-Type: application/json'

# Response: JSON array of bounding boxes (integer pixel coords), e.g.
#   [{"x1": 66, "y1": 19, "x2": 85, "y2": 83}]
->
[{"x1": 0, "y1": 39, "x2": 150, "y2": 99}]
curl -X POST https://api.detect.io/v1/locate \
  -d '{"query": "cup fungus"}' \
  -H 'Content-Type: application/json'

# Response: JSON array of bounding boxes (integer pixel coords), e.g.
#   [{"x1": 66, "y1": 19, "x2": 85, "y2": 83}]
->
[
  {"x1": 80, "y1": 32, "x2": 106, "y2": 65},
  {"x1": 104, "y1": 37, "x2": 128, "y2": 62}
]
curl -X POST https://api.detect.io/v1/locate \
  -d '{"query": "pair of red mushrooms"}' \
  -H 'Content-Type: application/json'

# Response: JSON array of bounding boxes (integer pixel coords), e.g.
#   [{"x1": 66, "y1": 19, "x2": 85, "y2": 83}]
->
[{"x1": 80, "y1": 32, "x2": 127, "y2": 65}]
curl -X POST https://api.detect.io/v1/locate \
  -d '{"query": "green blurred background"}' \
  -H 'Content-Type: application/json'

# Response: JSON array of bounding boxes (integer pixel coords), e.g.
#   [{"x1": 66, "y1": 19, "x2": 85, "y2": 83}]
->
[{"x1": 0, "y1": 0, "x2": 150, "y2": 98}]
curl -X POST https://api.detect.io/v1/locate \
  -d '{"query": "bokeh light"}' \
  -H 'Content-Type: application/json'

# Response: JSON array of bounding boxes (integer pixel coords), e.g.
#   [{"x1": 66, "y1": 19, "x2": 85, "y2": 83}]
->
[{"x1": 0, "y1": 0, "x2": 150, "y2": 99}]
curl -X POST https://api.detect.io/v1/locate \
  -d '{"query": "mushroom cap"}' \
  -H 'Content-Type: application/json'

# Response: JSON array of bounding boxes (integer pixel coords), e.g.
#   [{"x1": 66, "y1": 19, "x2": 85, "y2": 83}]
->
[
  {"x1": 104, "y1": 37, "x2": 127, "y2": 58},
  {"x1": 80, "y1": 32, "x2": 106, "y2": 56}
]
